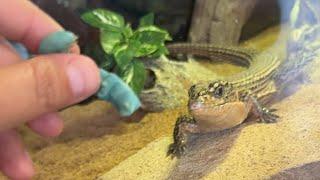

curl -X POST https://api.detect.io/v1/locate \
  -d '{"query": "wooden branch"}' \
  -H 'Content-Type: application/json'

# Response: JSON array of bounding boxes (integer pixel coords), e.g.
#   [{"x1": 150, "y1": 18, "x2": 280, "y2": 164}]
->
[{"x1": 188, "y1": 0, "x2": 257, "y2": 45}]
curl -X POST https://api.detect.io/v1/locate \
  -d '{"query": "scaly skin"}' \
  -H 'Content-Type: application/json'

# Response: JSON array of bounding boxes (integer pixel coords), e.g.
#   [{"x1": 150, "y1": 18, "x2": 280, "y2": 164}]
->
[{"x1": 166, "y1": 43, "x2": 280, "y2": 157}]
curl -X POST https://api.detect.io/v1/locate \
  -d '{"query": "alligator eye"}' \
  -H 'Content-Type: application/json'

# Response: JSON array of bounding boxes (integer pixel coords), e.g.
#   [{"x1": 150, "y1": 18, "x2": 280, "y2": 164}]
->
[
  {"x1": 214, "y1": 86, "x2": 224, "y2": 98},
  {"x1": 208, "y1": 81, "x2": 229, "y2": 98}
]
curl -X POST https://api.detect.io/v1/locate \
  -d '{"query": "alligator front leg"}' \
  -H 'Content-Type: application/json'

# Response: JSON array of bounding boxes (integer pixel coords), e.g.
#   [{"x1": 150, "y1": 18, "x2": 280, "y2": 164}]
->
[
  {"x1": 249, "y1": 96, "x2": 279, "y2": 123},
  {"x1": 167, "y1": 115, "x2": 199, "y2": 157}
]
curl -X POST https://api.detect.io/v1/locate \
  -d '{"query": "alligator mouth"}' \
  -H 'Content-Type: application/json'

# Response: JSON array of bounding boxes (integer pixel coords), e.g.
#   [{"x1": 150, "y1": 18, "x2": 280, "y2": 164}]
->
[
  {"x1": 189, "y1": 102, "x2": 203, "y2": 111},
  {"x1": 188, "y1": 98, "x2": 236, "y2": 121},
  {"x1": 189, "y1": 101, "x2": 225, "y2": 111},
  {"x1": 189, "y1": 103, "x2": 228, "y2": 121}
]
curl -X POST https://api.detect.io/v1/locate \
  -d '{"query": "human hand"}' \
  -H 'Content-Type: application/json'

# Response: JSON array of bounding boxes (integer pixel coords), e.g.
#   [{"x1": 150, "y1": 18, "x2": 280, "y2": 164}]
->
[{"x1": 0, "y1": 1, "x2": 100, "y2": 179}]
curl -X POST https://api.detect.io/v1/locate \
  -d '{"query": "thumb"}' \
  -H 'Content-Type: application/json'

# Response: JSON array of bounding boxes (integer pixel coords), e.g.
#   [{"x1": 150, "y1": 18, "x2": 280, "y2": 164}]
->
[{"x1": 0, "y1": 54, "x2": 100, "y2": 131}]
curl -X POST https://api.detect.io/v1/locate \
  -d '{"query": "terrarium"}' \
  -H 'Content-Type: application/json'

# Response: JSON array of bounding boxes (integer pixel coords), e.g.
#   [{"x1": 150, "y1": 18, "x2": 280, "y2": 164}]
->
[{"x1": 5, "y1": 0, "x2": 320, "y2": 179}]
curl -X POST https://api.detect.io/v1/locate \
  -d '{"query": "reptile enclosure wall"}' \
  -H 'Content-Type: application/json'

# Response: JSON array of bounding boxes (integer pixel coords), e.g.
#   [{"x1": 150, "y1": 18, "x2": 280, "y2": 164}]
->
[{"x1": 32, "y1": 0, "x2": 284, "y2": 46}]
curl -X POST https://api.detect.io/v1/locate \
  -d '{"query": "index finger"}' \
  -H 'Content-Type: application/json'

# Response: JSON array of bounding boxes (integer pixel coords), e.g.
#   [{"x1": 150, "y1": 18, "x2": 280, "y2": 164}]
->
[{"x1": 0, "y1": 0, "x2": 63, "y2": 53}]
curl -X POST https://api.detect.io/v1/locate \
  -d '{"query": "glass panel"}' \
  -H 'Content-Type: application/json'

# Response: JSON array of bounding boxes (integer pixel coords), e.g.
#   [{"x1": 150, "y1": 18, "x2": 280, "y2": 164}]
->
[{"x1": 1, "y1": 0, "x2": 319, "y2": 179}]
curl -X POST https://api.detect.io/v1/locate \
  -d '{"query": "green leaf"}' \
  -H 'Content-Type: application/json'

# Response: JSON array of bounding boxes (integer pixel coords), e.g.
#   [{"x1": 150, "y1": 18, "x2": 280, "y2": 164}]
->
[
  {"x1": 122, "y1": 24, "x2": 134, "y2": 39},
  {"x1": 149, "y1": 44, "x2": 169, "y2": 58},
  {"x1": 127, "y1": 39, "x2": 156, "y2": 57},
  {"x1": 131, "y1": 25, "x2": 171, "y2": 57},
  {"x1": 139, "y1": 13, "x2": 154, "y2": 27},
  {"x1": 82, "y1": 42, "x2": 115, "y2": 71},
  {"x1": 100, "y1": 54, "x2": 116, "y2": 70},
  {"x1": 136, "y1": 25, "x2": 172, "y2": 41},
  {"x1": 100, "y1": 29, "x2": 123, "y2": 54},
  {"x1": 114, "y1": 44, "x2": 135, "y2": 69},
  {"x1": 119, "y1": 60, "x2": 146, "y2": 94},
  {"x1": 134, "y1": 43, "x2": 158, "y2": 57},
  {"x1": 81, "y1": 9, "x2": 125, "y2": 31}
]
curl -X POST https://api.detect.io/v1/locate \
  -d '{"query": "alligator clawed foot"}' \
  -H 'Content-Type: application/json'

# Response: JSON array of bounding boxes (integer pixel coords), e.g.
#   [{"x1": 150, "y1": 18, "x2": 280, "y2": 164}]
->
[
  {"x1": 167, "y1": 115, "x2": 196, "y2": 158},
  {"x1": 258, "y1": 107, "x2": 279, "y2": 123},
  {"x1": 167, "y1": 142, "x2": 186, "y2": 158}
]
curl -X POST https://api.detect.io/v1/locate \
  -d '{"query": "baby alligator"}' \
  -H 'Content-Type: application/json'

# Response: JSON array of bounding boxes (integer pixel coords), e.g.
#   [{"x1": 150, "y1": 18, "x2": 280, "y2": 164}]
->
[{"x1": 166, "y1": 43, "x2": 281, "y2": 157}]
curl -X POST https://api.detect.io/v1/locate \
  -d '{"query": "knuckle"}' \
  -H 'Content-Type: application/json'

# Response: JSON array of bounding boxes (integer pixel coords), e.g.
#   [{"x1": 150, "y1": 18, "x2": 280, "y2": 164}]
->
[{"x1": 29, "y1": 60, "x2": 64, "y2": 110}]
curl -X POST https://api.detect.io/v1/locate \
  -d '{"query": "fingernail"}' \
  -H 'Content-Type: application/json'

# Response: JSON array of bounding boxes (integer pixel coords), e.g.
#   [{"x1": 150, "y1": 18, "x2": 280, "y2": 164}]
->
[
  {"x1": 66, "y1": 56, "x2": 100, "y2": 99},
  {"x1": 39, "y1": 31, "x2": 77, "y2": 54}
]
